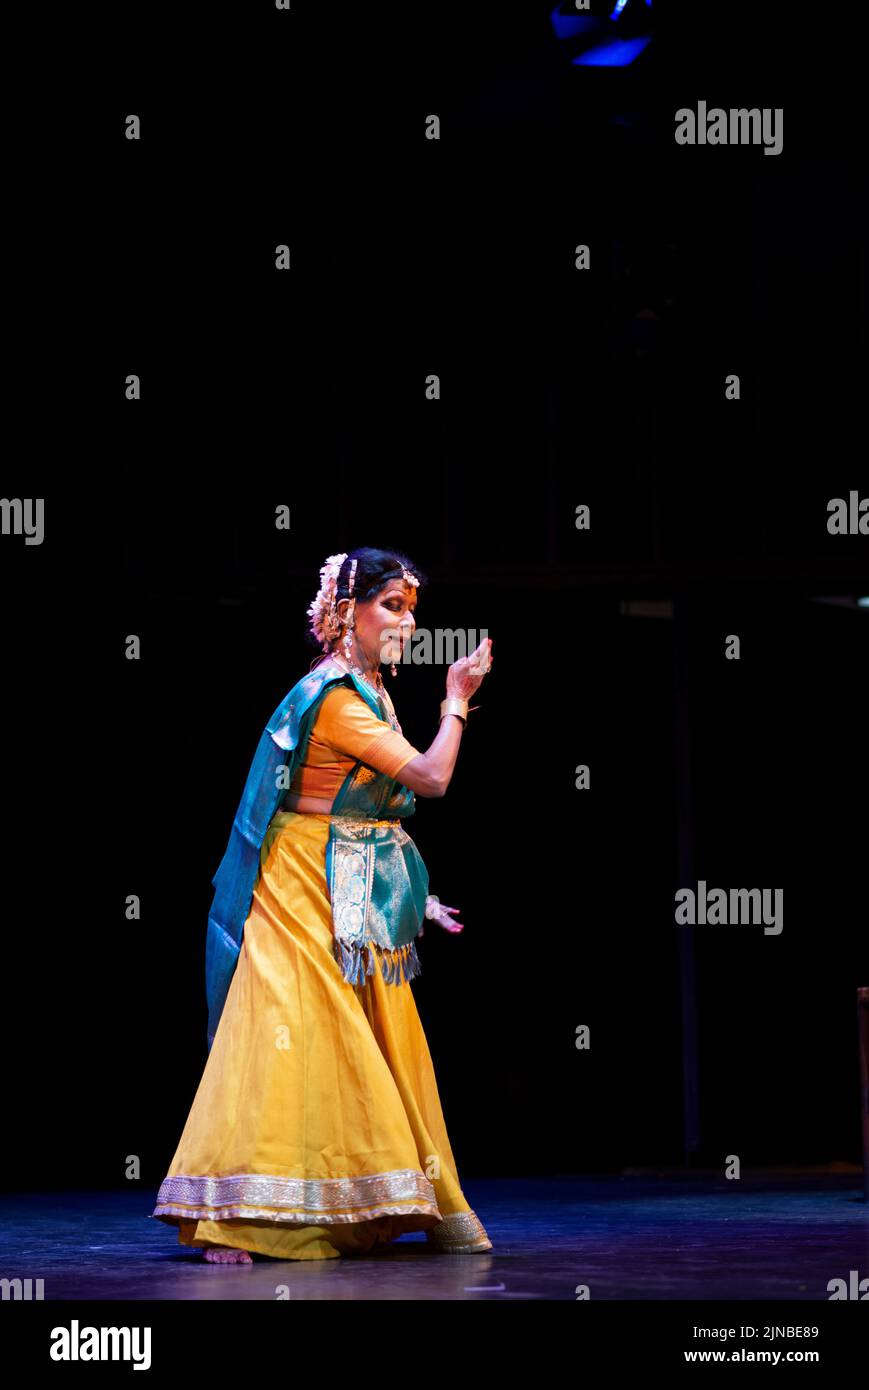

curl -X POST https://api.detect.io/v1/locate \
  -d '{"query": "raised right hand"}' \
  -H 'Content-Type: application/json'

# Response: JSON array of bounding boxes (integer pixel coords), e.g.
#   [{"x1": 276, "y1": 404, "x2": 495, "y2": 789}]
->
[{"x1": 446, "y1": 637, "x2": 493, "y2": 701}]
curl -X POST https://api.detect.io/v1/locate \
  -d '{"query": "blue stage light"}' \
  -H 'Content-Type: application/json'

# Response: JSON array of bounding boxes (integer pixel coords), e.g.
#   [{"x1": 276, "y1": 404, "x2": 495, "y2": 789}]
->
[
  {"x1": 550, "y1": 1, "x2": 654, "y2": 69},
  {"x1": 550, "y1": 9, "x2": 595, "y2": 41},
  {"x1": 574, "y1": 35, "x2": 653, "y2": 66}
]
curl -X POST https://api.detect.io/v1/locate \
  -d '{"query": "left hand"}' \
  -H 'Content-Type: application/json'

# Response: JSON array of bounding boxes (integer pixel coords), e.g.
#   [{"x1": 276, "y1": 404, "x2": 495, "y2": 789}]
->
[{"x1": 421, "y1": 903, "x2": 464, "y2": 935}]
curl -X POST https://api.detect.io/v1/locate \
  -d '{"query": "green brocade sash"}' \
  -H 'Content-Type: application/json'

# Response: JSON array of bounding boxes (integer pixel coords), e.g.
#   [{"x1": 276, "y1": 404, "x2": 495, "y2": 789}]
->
[
  {"x1": 326, "y1": 816, "x2": 428, "y2": 985},
  {"x1": 324, "y1": 737, "x2": 429, "y2": 986}
]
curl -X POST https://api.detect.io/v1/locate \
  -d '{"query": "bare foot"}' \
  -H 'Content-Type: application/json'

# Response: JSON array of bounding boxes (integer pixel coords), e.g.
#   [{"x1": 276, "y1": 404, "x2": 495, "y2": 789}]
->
[{"x1": 202, "y1": 1244, "x2": 252, "y2": 1264}]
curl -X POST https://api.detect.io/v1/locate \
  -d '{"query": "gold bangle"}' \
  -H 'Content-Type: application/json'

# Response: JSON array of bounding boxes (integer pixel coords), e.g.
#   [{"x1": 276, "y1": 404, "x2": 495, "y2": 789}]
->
[{"x1": 440, "y1": 697, "x2": 468, "y2": 726}]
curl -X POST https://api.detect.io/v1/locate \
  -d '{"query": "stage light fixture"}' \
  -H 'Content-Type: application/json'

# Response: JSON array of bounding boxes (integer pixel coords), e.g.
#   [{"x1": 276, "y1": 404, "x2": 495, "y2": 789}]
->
[{"x1": 550, "y1": 0, "x2": 654, "y2": 68}]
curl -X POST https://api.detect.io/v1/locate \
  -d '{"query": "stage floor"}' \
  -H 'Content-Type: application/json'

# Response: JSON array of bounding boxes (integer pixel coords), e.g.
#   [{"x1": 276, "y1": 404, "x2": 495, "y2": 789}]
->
[{"x1": 3, "y1": 1171, "x2": 866, "y2": 1301}]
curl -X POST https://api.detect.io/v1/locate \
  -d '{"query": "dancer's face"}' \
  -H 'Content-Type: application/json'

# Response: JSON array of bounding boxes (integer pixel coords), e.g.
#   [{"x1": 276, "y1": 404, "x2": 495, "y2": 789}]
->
[{"x1": 344, "y1": 580, "x2": 417, "y2": 669}]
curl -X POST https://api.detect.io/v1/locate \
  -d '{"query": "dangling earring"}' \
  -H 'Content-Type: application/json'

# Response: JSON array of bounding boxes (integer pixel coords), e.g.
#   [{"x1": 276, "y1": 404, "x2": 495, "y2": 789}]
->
[
  {"x1": 390, "y1": 661, "x2": 397, "y2": 677},
  {"x1": 342, "y1": 598, "x2": 356, "y2": 664}
]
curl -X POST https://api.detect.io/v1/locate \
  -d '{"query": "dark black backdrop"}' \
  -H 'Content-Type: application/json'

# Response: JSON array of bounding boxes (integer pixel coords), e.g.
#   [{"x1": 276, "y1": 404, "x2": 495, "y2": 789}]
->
[{"x1": 3, "y1": 2, "x2": 865, "y2": 1194}]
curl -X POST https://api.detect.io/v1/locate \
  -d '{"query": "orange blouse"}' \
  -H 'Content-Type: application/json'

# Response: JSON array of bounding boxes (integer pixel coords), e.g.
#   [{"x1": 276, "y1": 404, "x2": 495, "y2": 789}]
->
[{"x1": 286, "y1": 685, "x2": 422, "y2": 803}]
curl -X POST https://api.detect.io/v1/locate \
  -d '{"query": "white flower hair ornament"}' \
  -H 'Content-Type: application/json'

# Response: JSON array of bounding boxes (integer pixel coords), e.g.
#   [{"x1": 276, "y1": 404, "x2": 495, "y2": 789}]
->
[{"x1": 307, "y1": 552, "x2": 349, "y2": 650}]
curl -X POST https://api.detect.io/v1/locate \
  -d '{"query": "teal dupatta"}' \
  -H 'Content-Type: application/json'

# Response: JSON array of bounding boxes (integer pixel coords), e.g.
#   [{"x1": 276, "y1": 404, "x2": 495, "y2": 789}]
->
[{"x1": 205, "y1": 657, "x2": 429, "y2": 1050}]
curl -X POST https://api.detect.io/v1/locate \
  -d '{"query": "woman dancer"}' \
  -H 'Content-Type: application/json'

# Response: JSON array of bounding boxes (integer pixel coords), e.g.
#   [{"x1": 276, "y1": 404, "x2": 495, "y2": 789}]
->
[{"x1": 151, "y1": 547, "x2": 494, "y2": 1261}]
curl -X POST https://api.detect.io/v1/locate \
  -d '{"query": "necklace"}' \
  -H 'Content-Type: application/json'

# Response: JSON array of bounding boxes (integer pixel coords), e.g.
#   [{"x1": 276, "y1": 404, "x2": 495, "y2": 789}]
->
[{"x1": 333, "y1": 653, "x2": 401, "y2": 731}]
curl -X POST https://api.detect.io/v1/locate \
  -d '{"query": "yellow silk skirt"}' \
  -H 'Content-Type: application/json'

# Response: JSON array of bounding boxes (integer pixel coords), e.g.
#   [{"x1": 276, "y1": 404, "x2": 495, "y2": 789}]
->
[{"x1": 152, "y1": 811, "x2": 491, "y2": 1259}]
